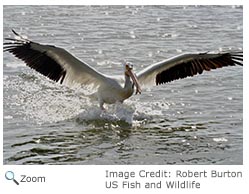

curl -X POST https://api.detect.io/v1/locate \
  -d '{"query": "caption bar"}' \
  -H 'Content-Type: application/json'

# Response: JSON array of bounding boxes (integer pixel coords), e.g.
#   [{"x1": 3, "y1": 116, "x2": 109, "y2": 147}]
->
[{"x1": 104, "y1": 169, "x2": 242, "y2": 190}]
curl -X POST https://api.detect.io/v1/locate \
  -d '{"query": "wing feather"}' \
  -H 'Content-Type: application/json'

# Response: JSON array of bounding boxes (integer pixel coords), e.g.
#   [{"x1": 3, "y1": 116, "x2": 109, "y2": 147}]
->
[
  {"x1": 137, "y1": 51, "x2": 243, "y2": 86},
  {"x1": 4, "y1": 30, "x2": 109, "y2": 87}
]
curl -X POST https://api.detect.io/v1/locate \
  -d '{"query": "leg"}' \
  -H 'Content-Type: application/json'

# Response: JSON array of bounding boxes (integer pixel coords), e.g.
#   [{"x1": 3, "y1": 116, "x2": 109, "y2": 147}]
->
[{"x1": 99, "y1": 100, "x2": 106, "y2": 111}]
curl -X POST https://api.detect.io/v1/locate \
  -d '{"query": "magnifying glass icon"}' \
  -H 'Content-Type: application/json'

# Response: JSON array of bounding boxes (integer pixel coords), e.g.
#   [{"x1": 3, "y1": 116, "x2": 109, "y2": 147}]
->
[{"x1": 5, "y1": 171, "x2": 19, "y2": 185}]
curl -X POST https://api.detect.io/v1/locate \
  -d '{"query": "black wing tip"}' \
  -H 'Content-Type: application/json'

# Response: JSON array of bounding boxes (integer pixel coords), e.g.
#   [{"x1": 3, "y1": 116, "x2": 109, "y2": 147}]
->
[
  {"x1": 11, "y1": 29, "x2": 27, "y2": 39},
  {"x1": 4, "y1": 30, "x2": 67, "y2": 84},
  {"x1": 4, "y1": 29, "x2": 31, "y2": 42},
  {"x1": 3, "y1": 29, "x2": 31, "y2": 52},
  {"x1": 12, "y1": 29, "x2": 19, "y2": 36},
  {"x1": 210, "y1": 50, "x2": 243, "y2": 66},
  {"x1": 229, "y1": 51, "x2": 243, "y2": 66},
  {"x1": 155, "y1": 49, "x2": 243, "y2": 85}
]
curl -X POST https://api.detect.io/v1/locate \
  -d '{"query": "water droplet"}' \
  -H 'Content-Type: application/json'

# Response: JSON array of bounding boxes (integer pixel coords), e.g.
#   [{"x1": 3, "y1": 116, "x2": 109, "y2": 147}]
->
[
  {"x1": 4, "y1": 115, "x2": 13, "y2": 119},
  {"x1": 162, "y1": 33, "x2": 171, "y2": 38},
  {"x1": 213, "y1": 137, "x2": 228, "y2": 142},
  {"x1": 148, "y1": 52, "x2": 153, "y2": 57},
  {"x1": 191, "y1": 125, "x2": 197, "y2": 129}
]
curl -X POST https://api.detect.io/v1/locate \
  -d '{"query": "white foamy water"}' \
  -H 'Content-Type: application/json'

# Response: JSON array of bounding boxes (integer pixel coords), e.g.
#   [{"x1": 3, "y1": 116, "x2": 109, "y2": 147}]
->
[{"x1": 3, "y1": 5, "x2": 242, "y2": 164}]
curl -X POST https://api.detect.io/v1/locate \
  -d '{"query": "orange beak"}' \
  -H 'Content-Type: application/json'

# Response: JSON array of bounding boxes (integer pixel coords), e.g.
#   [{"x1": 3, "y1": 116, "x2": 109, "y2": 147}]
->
[{"x1": 126, "y1": 68, "x2": 142, "y2": 94}]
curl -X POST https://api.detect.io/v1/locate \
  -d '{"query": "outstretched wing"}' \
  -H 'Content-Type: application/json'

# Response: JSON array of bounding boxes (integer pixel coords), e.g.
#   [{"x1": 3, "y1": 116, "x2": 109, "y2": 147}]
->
[
  {"x1": 137, "y1": 51, "x2": 243, "y2": 86},
  {"x1": 4, "y1": 30, "x2": 109, "y2": 87}
]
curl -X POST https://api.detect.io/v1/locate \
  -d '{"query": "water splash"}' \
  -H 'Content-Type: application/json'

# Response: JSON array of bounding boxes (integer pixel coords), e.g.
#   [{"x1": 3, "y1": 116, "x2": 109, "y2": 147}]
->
[
  {"x1": 4, "y1": 69, "x2": 172, "y2": 127},
  {"x1": 74, "y1": 104, "x2": 135, "y2": 127}
]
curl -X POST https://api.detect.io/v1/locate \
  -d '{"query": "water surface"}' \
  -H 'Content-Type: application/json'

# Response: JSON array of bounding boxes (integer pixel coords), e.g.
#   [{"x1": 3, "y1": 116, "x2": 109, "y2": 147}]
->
[{"x1": 3, "y1": 5, "x2": 243, "y2": 164}]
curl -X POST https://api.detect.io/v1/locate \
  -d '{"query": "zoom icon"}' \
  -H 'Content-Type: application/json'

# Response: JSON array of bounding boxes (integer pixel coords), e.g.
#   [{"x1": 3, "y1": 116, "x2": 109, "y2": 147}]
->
[{"x1": 5, "y1": 171, "x2": 19, "y2": 185}]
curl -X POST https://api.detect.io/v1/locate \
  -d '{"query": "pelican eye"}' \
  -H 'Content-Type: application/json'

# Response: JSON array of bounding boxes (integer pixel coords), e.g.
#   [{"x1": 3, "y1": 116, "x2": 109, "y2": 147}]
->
[{"x1": 127, "y1": 63, "x2": 133, "y2": 69}]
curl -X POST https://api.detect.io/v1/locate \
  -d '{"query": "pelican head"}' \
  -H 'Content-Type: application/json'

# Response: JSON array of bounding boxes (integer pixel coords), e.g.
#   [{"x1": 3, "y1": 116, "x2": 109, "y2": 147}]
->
[{"x1": 124, "y1": 62, "x2": 142, "y2": 94}]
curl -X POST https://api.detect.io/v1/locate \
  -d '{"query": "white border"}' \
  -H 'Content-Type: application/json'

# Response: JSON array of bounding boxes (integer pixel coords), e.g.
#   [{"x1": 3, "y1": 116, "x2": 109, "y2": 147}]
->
[{"x1": 1, "y1": 1, "x2": 247, "y2": 194}]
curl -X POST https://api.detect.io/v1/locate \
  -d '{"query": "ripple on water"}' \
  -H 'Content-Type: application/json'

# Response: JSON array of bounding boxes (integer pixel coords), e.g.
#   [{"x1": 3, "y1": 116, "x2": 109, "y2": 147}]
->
[{"x1": 3, "y1": 5, "x2": 242, "y2": 165}]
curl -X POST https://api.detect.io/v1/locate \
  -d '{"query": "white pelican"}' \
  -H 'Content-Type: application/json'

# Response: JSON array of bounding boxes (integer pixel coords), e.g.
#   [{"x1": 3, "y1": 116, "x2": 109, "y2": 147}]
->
[{"x1": 4, "y1": 30, "x2": 243, "y2": 110}]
